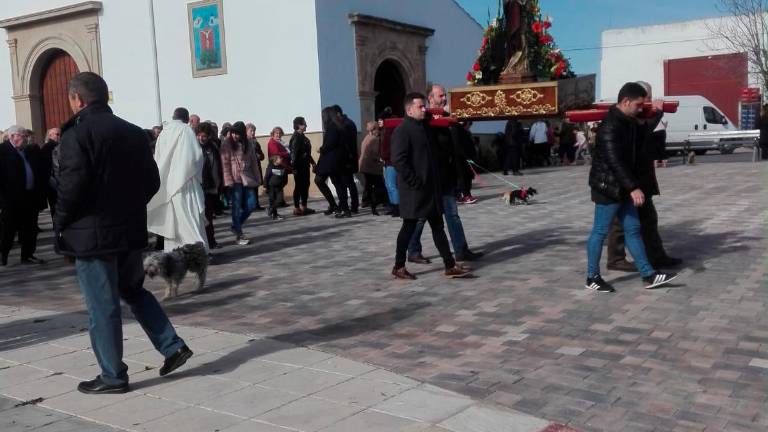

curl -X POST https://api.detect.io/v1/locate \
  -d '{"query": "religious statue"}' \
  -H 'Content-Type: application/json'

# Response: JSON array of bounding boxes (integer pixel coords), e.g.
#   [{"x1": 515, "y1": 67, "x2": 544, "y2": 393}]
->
[{"x1": 499, "y1": 0, "x2": 534, "y2": 84}]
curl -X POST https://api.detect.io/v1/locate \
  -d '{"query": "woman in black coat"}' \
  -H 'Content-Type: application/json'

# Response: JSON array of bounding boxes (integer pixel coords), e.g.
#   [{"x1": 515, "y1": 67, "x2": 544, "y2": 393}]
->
[{"x1": 314, "y1": 107, "x2": 343, "y2": 215}]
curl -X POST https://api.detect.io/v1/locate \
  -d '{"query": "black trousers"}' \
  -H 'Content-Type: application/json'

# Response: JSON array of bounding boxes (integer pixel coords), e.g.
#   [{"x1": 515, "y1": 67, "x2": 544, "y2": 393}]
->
[
  {"x1": 330, "y1": 174, "x2": 350, "y2": 212},
  {"x1": 0, "y1": 200, "x2": 39, "y2": 260},
  {"x1": 343, "y1": 173, "x2": 359, "y2": 211},
  {"x1": 293, "y1": 166, "x2": 311, "y2": 208},
  {"x1": 504, "y1": 145, "x2": 521, "y2": 173},
  {"x1": 395, "y1": 211, "x2": 455, "y2": 269},
  {"x1": 363, "y1": 173, "x2": 385, "y2": 209},
  {"x1": 204, "y1": 193, "x2": 218, "y2": 246},
  {"x1": 607, "y1": 196, "x2": 667, "y2": 264},
  {"x1": 314, "y1": 174, "x2": 337, "y2": 210},
  {"x1": 268, "y1": 185, "x2": 281, "y2": 216}
]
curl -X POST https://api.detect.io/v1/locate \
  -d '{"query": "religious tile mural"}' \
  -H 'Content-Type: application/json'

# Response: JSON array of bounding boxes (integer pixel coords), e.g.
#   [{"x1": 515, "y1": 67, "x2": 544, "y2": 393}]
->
[{"x1": 187, "y1": 0, "x2": 227, "y2": 77}]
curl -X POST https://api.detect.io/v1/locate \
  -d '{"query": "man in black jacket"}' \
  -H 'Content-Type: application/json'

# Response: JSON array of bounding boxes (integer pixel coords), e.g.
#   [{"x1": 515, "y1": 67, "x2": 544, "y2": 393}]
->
[
  {"x1": 606, "y1": 81, "x2": 681, "y2": 271},
  {"x1": 56, "y1": 72, "x2": 192, "y2": 394},
  {"x1": 584, "y1": 82, "x2": 677, "y2": 293},
  {"x1": 391, "y1": 93, "x2": 470, "y2": 280},
  {"x1": 0, "y1": 125, "x2": 45, "y2": 265}
]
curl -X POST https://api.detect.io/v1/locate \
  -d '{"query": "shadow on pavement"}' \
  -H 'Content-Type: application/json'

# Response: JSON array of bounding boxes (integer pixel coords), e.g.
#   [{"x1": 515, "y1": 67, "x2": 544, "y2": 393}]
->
[{"x1": 130, "y1": 301, "x2": 430, "y2": 391}]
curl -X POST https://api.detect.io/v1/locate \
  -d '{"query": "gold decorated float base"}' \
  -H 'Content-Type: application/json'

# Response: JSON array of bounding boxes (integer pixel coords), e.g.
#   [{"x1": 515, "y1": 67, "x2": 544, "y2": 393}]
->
[{"x1": 449, "y1": 81, "x2": 558, "y2": 120}]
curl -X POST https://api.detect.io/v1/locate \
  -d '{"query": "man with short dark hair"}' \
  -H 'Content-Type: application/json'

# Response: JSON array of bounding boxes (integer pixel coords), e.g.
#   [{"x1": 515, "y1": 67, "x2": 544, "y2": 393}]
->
[
  {"x1": 390, "y1": 92, "x2": 471, "y2": 280},
  {"x1": 56, "y1": 72, "x2": 192, "y2": 394},
  {"x1": 331, "y1": 105, "x2": 360, "y2": 214},
  {"x1": 0, "y1": 125, "x2": 45, "y2": 265},
  {"x1": 584, "y1": 82, "x2": 678, "y2": 293},
  {"x1": 405, "y1": 84, "x2": 483, "y2": 263}
]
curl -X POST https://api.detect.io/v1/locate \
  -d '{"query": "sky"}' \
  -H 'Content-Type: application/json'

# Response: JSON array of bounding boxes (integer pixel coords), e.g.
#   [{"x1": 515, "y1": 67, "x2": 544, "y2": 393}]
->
[{"x1": 457, "y1": 0, "x2": 729, "y2": 79}]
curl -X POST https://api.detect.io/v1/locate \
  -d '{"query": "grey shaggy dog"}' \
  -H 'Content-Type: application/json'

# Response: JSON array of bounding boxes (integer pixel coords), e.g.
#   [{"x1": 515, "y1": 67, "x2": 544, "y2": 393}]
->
[{"x1": 143, "y1": 242, "x2": 208, "y2": 300}]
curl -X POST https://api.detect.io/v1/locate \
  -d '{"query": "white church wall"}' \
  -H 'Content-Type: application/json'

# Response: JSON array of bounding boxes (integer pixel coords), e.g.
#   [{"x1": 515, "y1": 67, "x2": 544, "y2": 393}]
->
[
  {"x1": 151, "y1": 0, "x2": 323, "y2": 133},
  {"x1": 600, "y1": 17, "x2": 739, "y2": 100},
  {"x1": 315, "y1": 0, "x2": 483, "y2": 127},
  {"x1": 99, "y1": 0, "x2": 164, "y2": 128}
]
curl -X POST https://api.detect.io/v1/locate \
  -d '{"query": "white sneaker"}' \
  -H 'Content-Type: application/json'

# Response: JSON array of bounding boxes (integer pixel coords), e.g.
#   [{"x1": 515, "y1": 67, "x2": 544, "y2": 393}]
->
[
  {"x1": 236, "y1": 236, "x2": 250, "y2": 246},
  {"x1": 642, "y1": 272, "x2": 678, "y2": 289}
]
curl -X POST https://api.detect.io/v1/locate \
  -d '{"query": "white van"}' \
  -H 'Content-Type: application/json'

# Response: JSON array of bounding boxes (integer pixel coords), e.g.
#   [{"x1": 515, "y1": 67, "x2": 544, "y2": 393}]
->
[{"x1": 661, "y1": 95, "x2": 737, "y2": 155}]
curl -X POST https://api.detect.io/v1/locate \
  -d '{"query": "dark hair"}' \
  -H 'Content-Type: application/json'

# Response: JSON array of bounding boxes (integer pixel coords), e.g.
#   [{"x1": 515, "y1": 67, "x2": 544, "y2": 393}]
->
[
  {"x1": 293, "y1": 116, "x2": 306, "y2": 131},
  {"x1": 331, "y1": 105, "x2": 343, "y2": 115},
  {"x1": 196, "y1": 122, "x2": 213, "y2": 137},
  {"x1": 68, "y1": 72, "x2": 108, "y2": 105},
  {"x1": 617, "y1": 82, "x2": 647, "y2": 104},
  {"x1": 404, "y1": 92, "x2": 426, "y2": 109},
  {"x1": 377, "y1": 107, "x2": 393, "y2": 120},
  {"x1": 322, "y1": 106, "x2": 343, "y2": 131},
  {"x1": 172, "y1": 107, "x2": 190, "y2": 123}
]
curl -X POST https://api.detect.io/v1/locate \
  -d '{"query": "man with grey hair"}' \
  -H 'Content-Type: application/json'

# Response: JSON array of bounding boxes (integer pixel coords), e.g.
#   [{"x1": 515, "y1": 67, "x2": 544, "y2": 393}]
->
[
  {"x1": 56, "y1": 72, "x2": 191, "y2": 394},
  {"x1": 606, "y1": 80, "x2": 681, "y2": 271},
  {"x1": 0, "y1": 125, "x2": 44, "y2": 265},
  {"x1": 189, "y1": 114, "x2": 201, "y2": 132}
]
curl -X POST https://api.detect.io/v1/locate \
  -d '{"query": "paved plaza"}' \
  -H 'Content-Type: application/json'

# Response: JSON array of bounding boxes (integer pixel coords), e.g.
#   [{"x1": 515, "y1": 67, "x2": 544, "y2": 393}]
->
[{"x1": 0, "y1": 150, "x2": 766, "y2": 431}]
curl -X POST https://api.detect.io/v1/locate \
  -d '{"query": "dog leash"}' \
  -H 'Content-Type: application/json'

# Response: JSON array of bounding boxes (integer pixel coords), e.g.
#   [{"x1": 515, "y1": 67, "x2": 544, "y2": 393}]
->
[{"x1": 467, "y1": 160, "x2": 522, "y2": 189}]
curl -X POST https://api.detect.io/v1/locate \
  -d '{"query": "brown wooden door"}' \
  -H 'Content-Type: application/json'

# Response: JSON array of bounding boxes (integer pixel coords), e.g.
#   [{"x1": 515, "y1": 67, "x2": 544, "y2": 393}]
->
[{"x1": 41, "y1": 50, "x2": 80, "y2": 131}]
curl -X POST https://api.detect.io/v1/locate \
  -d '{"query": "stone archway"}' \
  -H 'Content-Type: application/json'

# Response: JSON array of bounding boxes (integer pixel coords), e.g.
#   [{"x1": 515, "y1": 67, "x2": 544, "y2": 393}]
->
[
  {"x1": 349, "y1": 13, "x2": 434, "y2": 125},
  {"x1": 374, "y1": 59, "x2": 407, "y2": 118},
  {"x1": 0, "y1": 2, "x2": 102, "y2": 140}
]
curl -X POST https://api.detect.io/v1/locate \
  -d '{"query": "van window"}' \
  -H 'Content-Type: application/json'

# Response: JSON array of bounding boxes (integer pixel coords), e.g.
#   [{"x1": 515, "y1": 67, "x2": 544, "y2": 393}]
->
[{"x1": 703, "y1": 106, "x2": 727, "y2": 125}]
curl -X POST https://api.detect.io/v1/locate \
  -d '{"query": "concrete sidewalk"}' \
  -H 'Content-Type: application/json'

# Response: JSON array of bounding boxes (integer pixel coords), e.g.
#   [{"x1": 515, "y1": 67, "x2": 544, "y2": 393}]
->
[{"x1": 0, "y1": 305, "x2": 576, "y2": 432}]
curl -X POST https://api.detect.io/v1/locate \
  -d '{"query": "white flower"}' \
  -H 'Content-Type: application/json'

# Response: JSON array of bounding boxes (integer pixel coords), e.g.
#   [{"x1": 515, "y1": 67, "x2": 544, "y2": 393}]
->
[{"x1": 475, "y1": 71, "x2": 483, "y2": 79}]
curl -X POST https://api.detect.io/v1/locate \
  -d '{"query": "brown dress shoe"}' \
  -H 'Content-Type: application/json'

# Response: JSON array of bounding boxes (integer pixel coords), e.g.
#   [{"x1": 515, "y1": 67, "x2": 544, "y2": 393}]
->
[
  {"x1": 606, "y1": 259, "x2": 637, "y2": 272},
  {"x1": 407, "y1": 254, "x2": 432, "y2": 264},
  {"x1": 392, "y1": 266, "x2": 416, "y2": 280},
  {"x1": 445, "y1": 265, "x2": 472, "y2": 278}
]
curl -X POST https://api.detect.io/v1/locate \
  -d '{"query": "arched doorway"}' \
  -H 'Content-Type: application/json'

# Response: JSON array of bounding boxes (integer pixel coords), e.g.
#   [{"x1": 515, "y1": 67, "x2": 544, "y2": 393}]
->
[
  {"x1": 374, "y1": 60, "x2": 406, "y2": 118},
  {"x1": 40, "y1": 49, "x2": 80, "y2": 131}
]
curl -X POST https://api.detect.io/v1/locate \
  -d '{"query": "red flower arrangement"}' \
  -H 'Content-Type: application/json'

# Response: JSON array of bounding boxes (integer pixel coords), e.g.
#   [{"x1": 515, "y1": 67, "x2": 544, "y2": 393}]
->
[{"x1": 465, "y1": 1, "x2": 574, "y2": 85}]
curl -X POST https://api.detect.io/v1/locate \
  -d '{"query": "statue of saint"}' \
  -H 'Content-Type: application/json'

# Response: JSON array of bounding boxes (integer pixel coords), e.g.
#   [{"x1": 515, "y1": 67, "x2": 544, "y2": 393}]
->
[{"x1": 500, "y1": 0, "x2": 533, "y2": 83}]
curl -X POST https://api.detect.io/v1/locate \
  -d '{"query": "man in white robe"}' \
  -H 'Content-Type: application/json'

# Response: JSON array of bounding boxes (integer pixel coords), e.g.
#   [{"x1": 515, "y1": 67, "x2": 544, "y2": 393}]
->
[{"x1": 147, "y1": 108, "x2": 208, "y2": 251}]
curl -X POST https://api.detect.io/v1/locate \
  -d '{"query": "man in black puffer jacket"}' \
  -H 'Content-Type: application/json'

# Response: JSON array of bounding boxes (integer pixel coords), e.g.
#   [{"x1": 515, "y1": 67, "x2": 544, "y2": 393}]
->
[
  {"x1": 584, "y1": 82, "x2": 678, "y2": 293},
  {"x1": 56, "y1": 72, "x2": 192, "y2": 395}
]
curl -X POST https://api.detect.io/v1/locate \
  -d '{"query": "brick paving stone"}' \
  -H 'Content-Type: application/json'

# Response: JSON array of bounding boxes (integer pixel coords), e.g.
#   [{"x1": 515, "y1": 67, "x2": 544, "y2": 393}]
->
[{"x1": 1, "y1": 153, "x2": 766, "y2": 431}]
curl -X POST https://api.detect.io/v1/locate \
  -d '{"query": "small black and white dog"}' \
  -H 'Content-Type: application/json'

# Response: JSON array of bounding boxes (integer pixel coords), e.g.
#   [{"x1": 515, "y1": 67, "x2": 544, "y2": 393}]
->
[
  {"x1": 143, "y1": 242, "x2": 208, "y2": 300},
  {"x1": 503, "y1": 187, "x2": 538, "y2": 205}
]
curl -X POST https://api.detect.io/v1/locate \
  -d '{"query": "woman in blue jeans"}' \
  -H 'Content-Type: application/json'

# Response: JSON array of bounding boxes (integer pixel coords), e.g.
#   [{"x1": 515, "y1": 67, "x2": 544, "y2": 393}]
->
[{"x1": 220, "y1": 121, "x2": 261, "y2": 245}]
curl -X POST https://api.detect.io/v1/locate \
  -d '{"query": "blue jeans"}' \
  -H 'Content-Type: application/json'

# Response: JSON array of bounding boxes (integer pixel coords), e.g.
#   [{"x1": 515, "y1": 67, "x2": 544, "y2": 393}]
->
[
  {"x1": 383, "y1": 166, "x2": 399, "y2": 205},
  {"x1": 75, "y1": 251, "x2": 184, "y2": 385},
  {"x1": 408, "y1": 195, "x2": 467, "y2": 256},
  {"x1": 231, "y1": 183, "x2": 257, "y2": 236},
  {"x1": 587, "y1": 201, "x2": 655, "y2": 278}
]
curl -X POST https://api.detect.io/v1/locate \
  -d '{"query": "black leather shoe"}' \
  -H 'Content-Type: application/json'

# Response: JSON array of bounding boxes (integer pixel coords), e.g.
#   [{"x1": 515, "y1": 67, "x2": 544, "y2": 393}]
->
[
  {"x1": 20, "y1": 256, "x2": 46, "y2": 265},
  {"x1": 652, "y1": 256, "x2": 683, "y2": 268},
  {"x1": 77, "y1": 377, "x2": 129, "y2": 394},
  {"x1": 160, "y1": 345, "x2": 193, "y2": 376},
  {"x1": 456, "y1": 249, "x2": 484, "y2": 262},
  {"x1": 607, "y1": 259, "x2": 637, "y2": 272},
  {"x1": 323, "y1": 207, "x2": 338, "y2": 216},
  {"x1": 334, "y1": 211, "x2": 352, "y2": 219}
]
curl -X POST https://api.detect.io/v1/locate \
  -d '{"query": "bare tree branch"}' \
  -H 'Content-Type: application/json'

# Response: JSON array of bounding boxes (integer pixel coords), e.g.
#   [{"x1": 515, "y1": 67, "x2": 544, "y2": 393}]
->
[{"x1": 707, "y1": 0, "x2": 768, "y2": 91}]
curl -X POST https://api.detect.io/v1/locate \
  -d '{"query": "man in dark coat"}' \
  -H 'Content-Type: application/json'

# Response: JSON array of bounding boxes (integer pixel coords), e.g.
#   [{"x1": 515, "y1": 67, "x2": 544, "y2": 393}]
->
[
  {"x1": 56, "y1": 72, "x2": 192, "y2": 395},
  {"x1": 584, "y1": 82, "x2": 677, "y2": 293},
  {"x1": 390, "y1": 92, "x2": 471, "y2": 280},
  {"x1": 503, "y1": 119, "x2": 524, "y2": 175},
  {"x1": 606, "y1": 81, "x2": 681, "y2": 271},
  {"x1": 0, "y1": 126, "x2": 45, "y2": 265}
]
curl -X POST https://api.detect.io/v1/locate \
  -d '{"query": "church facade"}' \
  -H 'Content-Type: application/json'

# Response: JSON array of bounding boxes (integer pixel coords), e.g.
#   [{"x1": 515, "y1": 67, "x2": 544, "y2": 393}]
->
[{"x1": 0, "y1": 0, "x2": 482, "y2": 139}]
